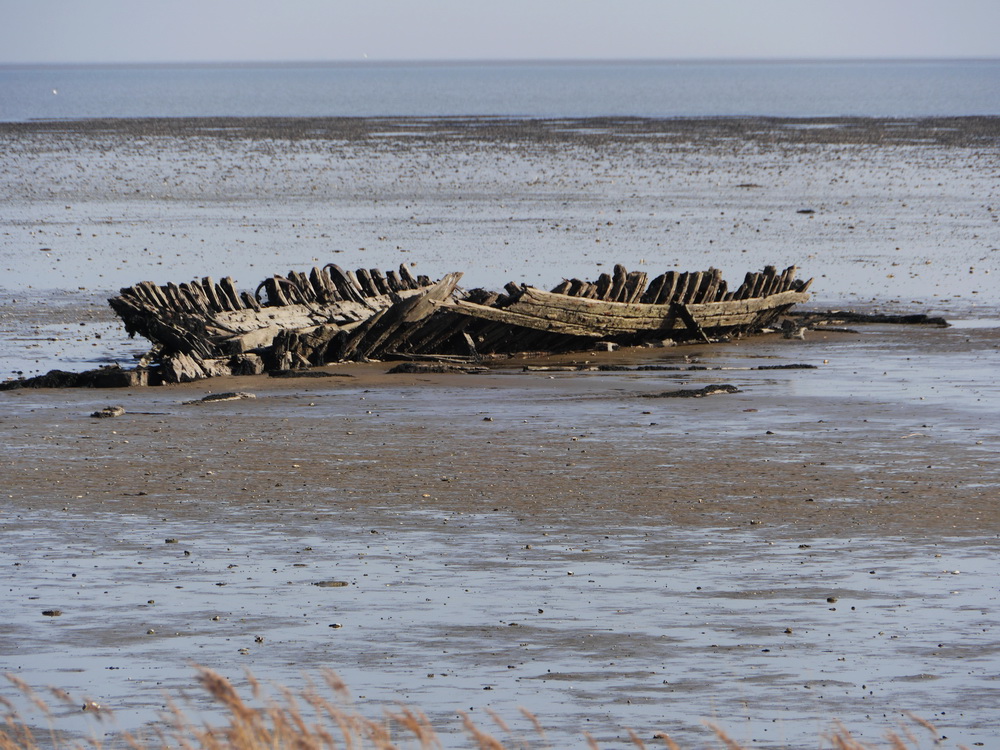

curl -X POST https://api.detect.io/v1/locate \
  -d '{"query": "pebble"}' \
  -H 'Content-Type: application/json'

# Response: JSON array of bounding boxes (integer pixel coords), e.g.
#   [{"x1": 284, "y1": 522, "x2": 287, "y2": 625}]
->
[
  {"x1": 42, "y1": 609, "x2": 62, "y2": 617},
  {"x1": 314, "y1": 580, "x2": 349, "y2": 587}
]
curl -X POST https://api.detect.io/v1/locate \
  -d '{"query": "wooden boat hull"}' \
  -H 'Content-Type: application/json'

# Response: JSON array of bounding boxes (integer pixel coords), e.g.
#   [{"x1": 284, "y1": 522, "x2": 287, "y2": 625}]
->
[
  {"x1": 107, "y1": 261, "x2": 811, "y2": 382},
  {"x1": 446, "y1": 287, "x2": 809, "y2": 341}
]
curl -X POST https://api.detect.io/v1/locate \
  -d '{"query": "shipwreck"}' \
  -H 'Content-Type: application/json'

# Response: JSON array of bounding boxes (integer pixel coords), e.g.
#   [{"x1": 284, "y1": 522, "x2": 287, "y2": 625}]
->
[{"x1": 103, "y1": 261, "x2": 812, "y2": 384}]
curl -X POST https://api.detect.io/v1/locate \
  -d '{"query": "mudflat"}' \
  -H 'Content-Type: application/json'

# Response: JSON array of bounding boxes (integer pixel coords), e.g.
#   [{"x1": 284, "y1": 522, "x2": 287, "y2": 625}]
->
[{"x1": 1, "y1": 117, "x2": 999, "y2": 748}]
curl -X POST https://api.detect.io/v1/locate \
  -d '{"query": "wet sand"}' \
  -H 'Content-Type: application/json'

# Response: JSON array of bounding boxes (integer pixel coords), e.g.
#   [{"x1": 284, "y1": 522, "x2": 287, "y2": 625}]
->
[
  {"x1": 1, "y1": 117, "x2": 999, "y2": 748},
  {"x1": 4, "y1": 325, "x2": 1000, "y2": 748}
]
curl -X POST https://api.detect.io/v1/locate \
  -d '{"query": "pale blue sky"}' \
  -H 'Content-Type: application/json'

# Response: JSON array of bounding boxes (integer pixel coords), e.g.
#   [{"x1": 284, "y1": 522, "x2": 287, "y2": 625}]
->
[{"x1": 2, "y1": 0, "x2": 998, "y2": 64}]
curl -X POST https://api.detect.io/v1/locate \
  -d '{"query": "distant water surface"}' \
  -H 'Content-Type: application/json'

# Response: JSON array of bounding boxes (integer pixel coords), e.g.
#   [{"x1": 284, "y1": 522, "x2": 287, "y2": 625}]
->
[{"x1": 1, "y1": 59, "x2": 998, "y2": 121}]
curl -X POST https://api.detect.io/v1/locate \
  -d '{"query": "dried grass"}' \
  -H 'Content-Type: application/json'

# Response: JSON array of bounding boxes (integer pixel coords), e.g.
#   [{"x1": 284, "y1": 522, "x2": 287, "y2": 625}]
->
[{"x1": 0, "y1": 668, "x2": 960, "y2": 750}]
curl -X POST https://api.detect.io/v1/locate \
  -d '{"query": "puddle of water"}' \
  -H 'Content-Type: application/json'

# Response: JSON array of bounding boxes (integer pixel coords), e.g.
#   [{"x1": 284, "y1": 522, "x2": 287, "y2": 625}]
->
[{"x1": 948, "y1": 318, "x2": 1000, "y2": 329}]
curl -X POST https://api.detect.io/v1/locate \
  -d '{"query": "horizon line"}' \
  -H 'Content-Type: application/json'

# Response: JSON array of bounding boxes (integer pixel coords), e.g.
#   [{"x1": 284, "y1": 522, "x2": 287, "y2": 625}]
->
[{"x1": 2, "y1": 55, "x2": 998, "y2": 69}]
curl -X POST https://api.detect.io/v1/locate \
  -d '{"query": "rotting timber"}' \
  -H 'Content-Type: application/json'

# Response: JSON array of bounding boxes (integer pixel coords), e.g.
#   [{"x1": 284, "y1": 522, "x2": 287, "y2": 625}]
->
[{"x1": 103, "y1": 261, "x2": 812, "y2": 384}]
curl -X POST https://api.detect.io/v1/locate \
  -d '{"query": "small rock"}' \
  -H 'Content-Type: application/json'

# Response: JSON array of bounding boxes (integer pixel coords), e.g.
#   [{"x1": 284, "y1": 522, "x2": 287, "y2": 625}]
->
[
  {"x1": 185, "y1": 392, "x2": 256, "y2": 405},
  {"x1": 91, "y1": 405, "x2": 125, "y2": 419},
  {"x1": 42, "y1": 609, "x2": 62, "y2": 617},
  {"x1": 314, "y1": 580, "x2": 349, "y2": 588},
  {"x1": 642, "y1": 384, "x2": 741, "y2": 399}
]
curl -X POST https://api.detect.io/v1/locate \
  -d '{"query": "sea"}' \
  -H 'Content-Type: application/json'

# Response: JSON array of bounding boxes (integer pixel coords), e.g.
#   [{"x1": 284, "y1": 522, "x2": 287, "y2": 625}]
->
[{"x1": 1, "y1": 58, "x2": 999, "y2": 121}]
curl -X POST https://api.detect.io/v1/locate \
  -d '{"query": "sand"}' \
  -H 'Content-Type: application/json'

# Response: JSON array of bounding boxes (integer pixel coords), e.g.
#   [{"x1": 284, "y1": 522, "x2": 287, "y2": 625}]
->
[{"x1": 1, "y1": 117, "x2": 999, "y2": 748}]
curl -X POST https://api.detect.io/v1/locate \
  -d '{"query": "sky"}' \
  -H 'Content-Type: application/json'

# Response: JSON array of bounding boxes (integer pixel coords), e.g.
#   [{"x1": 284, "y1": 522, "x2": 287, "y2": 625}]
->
[{"x1": 2, "y1": 0, "x2": 998, "y2": 65}]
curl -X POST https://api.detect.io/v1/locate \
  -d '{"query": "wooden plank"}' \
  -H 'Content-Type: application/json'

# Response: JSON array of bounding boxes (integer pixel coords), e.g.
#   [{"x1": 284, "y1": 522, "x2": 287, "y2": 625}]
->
[
  {"x1": 672, "y1": 273, "x2": 691, "y2": 304},
  {"x1": 682, "y1": 272, "x2": 703, "y2": 304},
  {"x1": 385, "y1": 270, "x2": 402, "y2": 292},
  {"x1": 398, "y1": 263, "x2": 419, "y2": 289},
  {"x1": 674, "y1": 303, "x2": 711, "y2": 342},
  {"x1": 641, "y1": 273, "x2": 666, "y2": 304},
  {"x1": 594, "y1": 273, "x2": 613, "y2": 299},
  {"x1": 352, "y1": 268, "x2": 375, "y2": 297},
  {"x1": 369, "y1": 268, "x2": 391, "y2": 295},
  {"x1": 284, "y1": 277, "x2": 309, "y2": 306},
  {"x1": 128, "y1": 284, "x2": 156, "y2": 309},
  {"x1": 609, "y1": 264, "x2": 627, "y2": 301},
  {"x1": 778, "y1": 264, "x2": 796, "y2": 293},
  {"x1": 686, "y1": 290, "x2": 810, "y2": 323},
  {"x1": 510, "y1": 286, "x2": 810, "y2": 330},
  {"x1": 240, "y1": 292, "x2": 260, "y2": 311},
  {"x1": 178, "y1": 281, "x2": 204, "y2": 312},
  {"x1": 700, "y1": 268, "x2": 722, "y2": 304},
  {"x1": 199, "y1": 277, "x2": 222, "y2": 311},
  {"x1": 550, "y1": 279, "x2": 572, "y2": 295},
  {"x1": 164, "y1": 282, "x2": 186, "y2": 312},
  {"x1": 448, "y1": 299, "x2": 609, "y2": 338},
  {"x1": 656, "y1": 271, "x2": 678, "y2": 304},
  {"x1": 336, "y1": 309, "x2": 387, "y2": 360},
  {"x1": 177, "y1": 283, "x2": 203, "y2": 312},
  {"x1": 759, "y1": 265, "x2": 778, "y2": 297},
  {"x1": 264, "y1": 277, "x2": 287, "y2": 307},
  {"x1": 220, "y1": 277, "x2": 243, "y2": 310},
  {"x1": 751, "y1": 267, "x2": 773, "y2": 298},
  {"x1": 137, "y1": 281, "x2": 168, "y2": 309},
  {"x1": 211, "y1": 283, "x2": 232, "y2": 312},
  {"x1": 354, "y1": 273, "x2": 463, "y2": 360},
  {"x1": 326, "y1": 264, "x2": 367, "y2": 305},
  {"x1": 734, "y1": 272, "x2": 755, "y2": 301},
  {"x1": 291, "y1": 270, "x2": 316, "y2": 301},
  {"x1": 623, "y1": 271, "x2": 648, "y2": 303},
  {"x1": 309, "y1": 267, "x2": 334, "y2": 301},
  {"x1": 400, "y1": 310, "x2": 468, "y2": 354}
]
